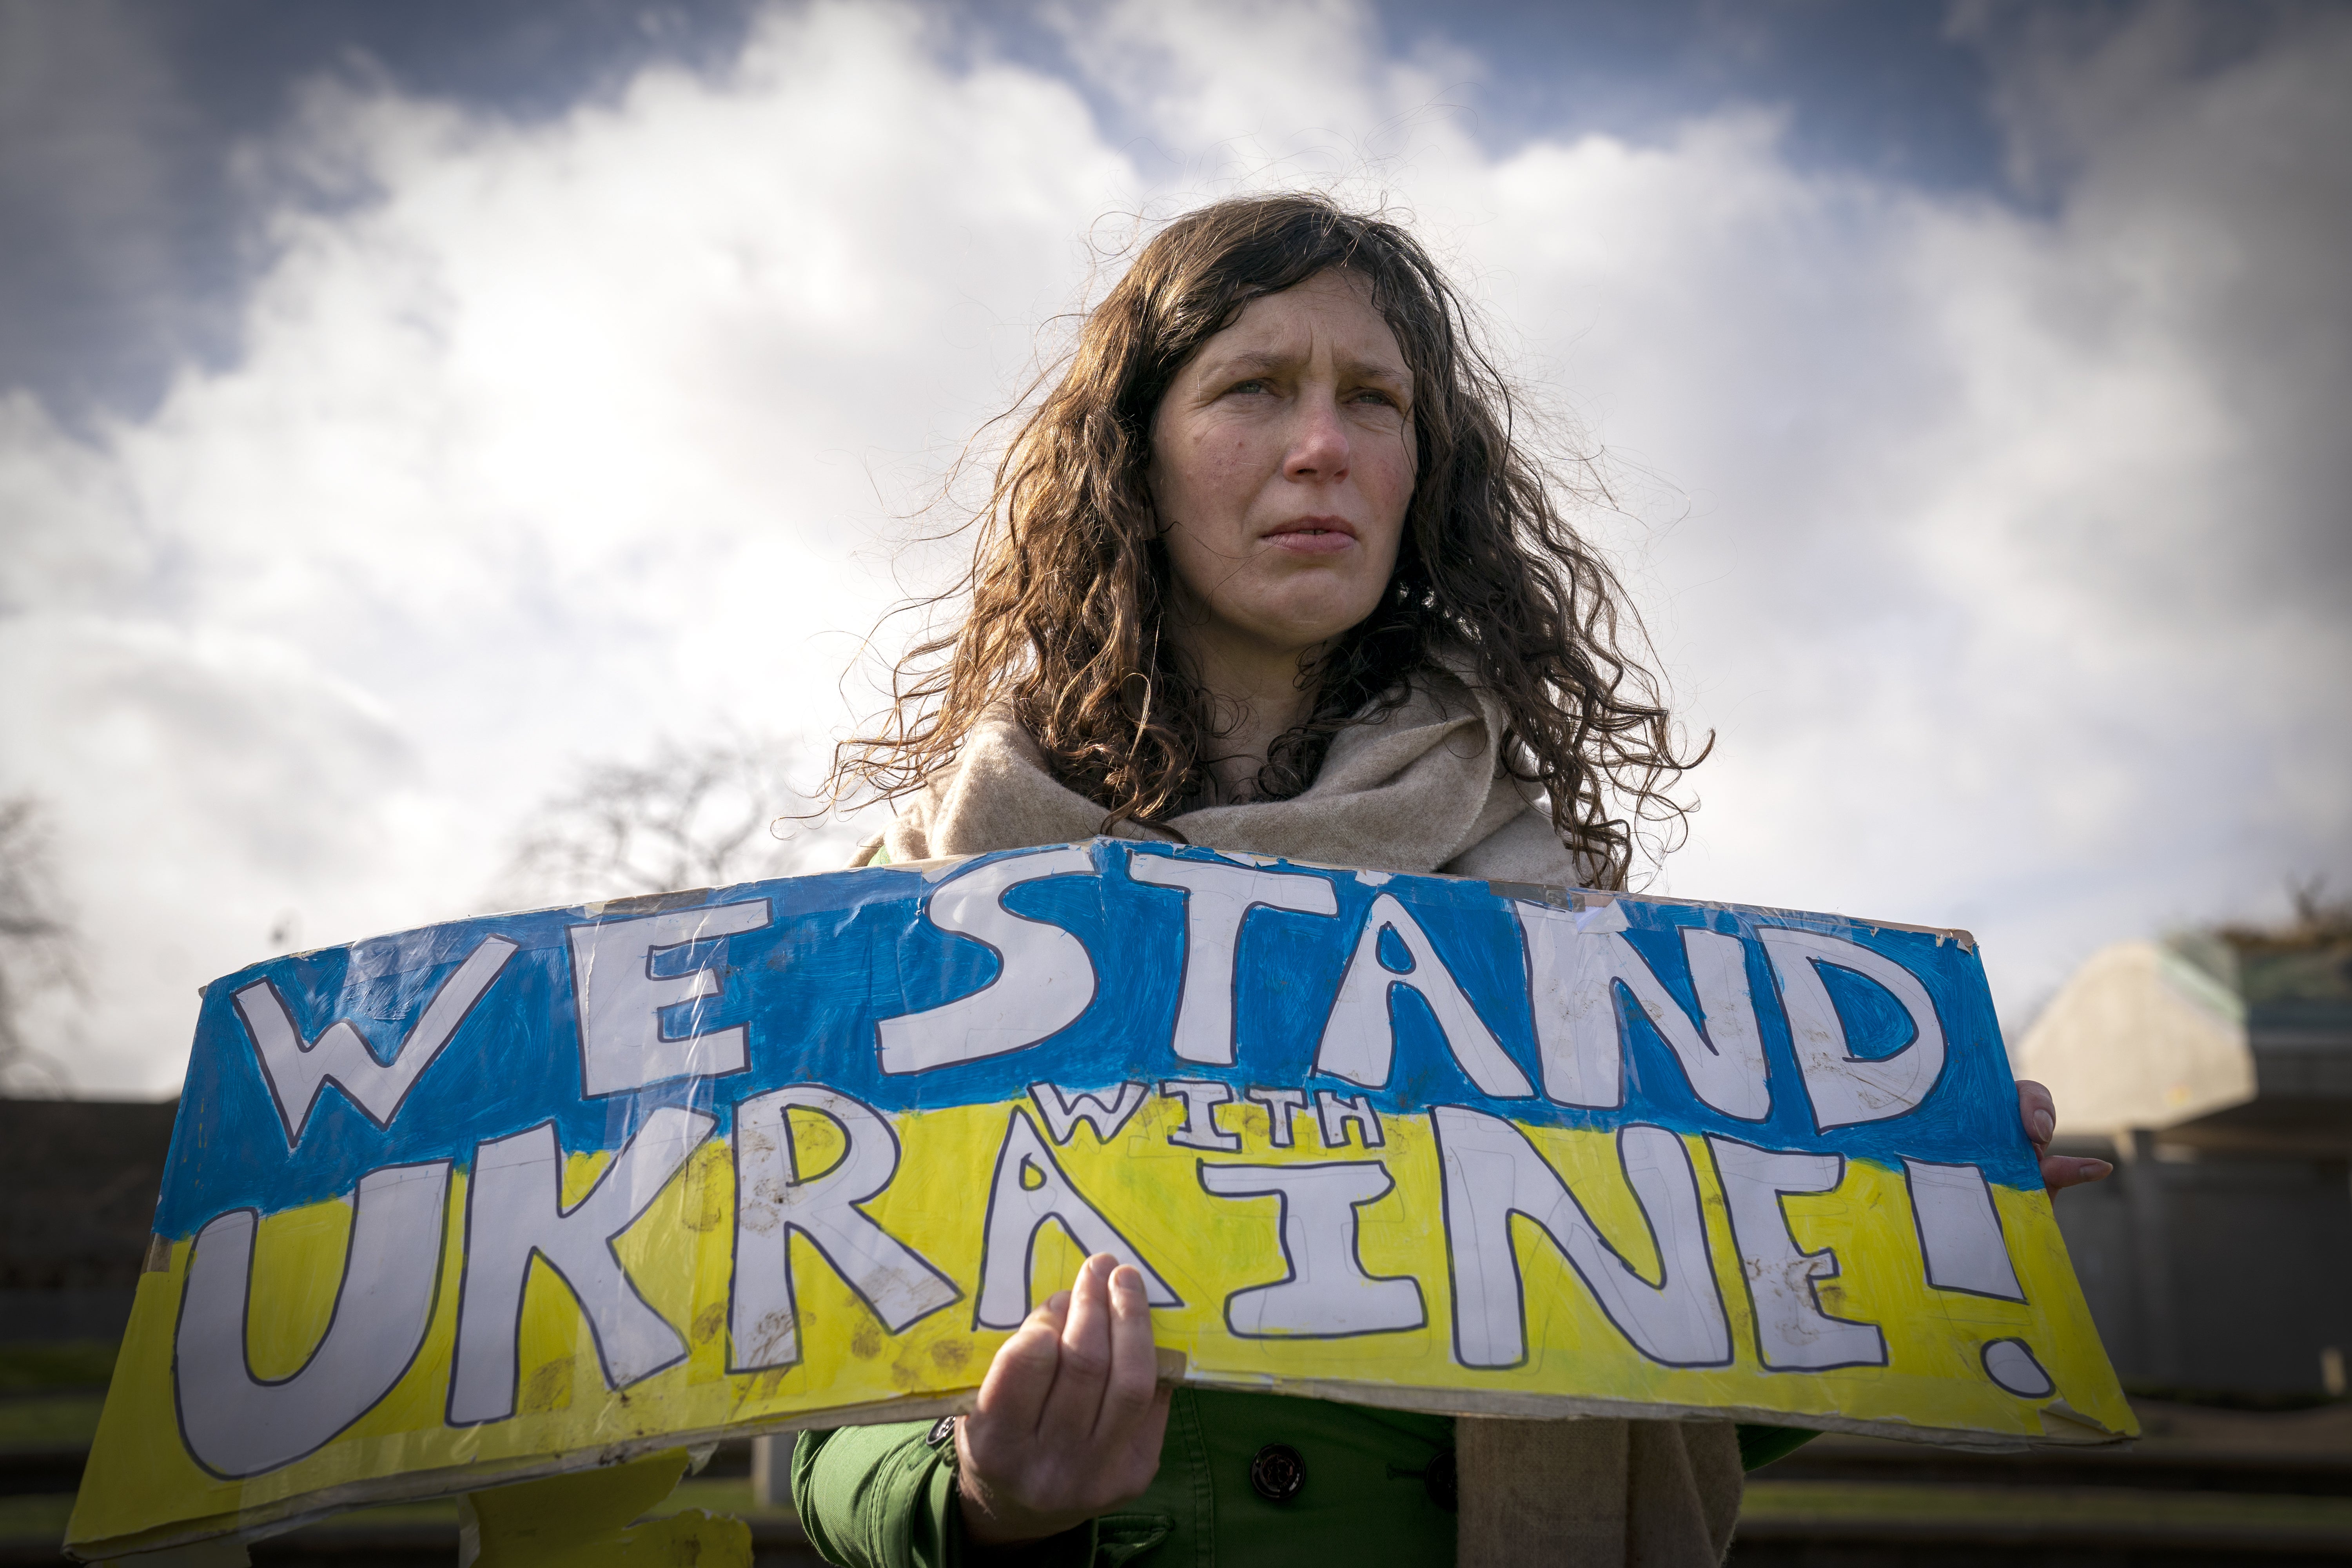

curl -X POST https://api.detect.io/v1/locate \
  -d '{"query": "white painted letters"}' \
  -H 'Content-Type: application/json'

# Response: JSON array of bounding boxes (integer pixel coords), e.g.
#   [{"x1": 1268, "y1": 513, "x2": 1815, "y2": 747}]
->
[
  {"x1": 448, "y1": 1107, "x2": 712, "y2": 1424},
  {"x1": 730, "y1": 1086, "x2": 959, "y2": 1371},
  {"x1": 973, "y1": 1107, "x2": 1180, "y2": 1328},
  {"x1": 1983, "y1": 1339, "x2": 2055, "y2": 1397},
  {"x1": 176, "y1": 1160, "x2": 451, "y2": 1478},
  {"x1": 1706, "y1": 1137, "x2": 1889, "y2": 1370},
  {"x1": 1759, "y1": 929, "x2": 1946, "y2": 1130},
  {"x1": 1197, "y1": 1162, "x2": 1425, "y2": 1337},
  {"x1": 1245, "y1": 1086, "x2": 1311, "y2": 1148},
  {"x1": 568, "y1": 902, "x2": 769, "y2": 1097},
  {"x1": 1434, "y1": 1107, "x2": 1730, "y2": 1370},
  {"x1": 1904, "y1": 1159, "x2": 2025, "y2": 1301},
  {"x1": 1519, "y1": 907, "x2": 1768, "y2": 1119},
  {"x1": 1314, "y1": 1090, "x2": 1384, "y2": 1149},
  {"x1": 1316, "y1": 895, "x2": 1534, "y2": 1098},
  {"x1": 1030, "y1": 1082, "x2": 1151, "y2": 1145},
  {"x1": 236, "y1": 936, "x2": 517, "y2": 1147},
  {"x1": 1126, "y1": 853, "x2": 1338, "y2": 1064},
  {"x1": 1158, "y1": 1078, "x2": 1242, "y2": 1151},
  {"x1": 877, "y1": 848, "x2": 1097, "y2": 1074}
]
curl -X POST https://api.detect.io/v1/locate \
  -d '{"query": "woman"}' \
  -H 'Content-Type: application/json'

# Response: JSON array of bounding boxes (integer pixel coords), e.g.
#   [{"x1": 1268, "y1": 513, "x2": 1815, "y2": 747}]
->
[{"x1": 795, "y1": 194, "x2": 2108, "y2": 1566}]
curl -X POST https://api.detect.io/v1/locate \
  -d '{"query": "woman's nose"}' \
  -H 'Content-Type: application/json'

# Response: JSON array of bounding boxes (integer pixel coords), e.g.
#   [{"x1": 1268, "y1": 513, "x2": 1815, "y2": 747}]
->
[{"x1": 1283, "y1": 391, "x2": 1351, "y2": 480}]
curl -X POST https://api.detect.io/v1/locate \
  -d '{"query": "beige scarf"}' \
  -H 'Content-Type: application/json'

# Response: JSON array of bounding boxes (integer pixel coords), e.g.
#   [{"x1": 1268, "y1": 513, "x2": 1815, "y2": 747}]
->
[
  {"x1": 862, "y1": 660, "x2": 1744, "y2": 1566},
  {"x1": 864, "y1": 656, "x2": 1591, "y2": 883}
]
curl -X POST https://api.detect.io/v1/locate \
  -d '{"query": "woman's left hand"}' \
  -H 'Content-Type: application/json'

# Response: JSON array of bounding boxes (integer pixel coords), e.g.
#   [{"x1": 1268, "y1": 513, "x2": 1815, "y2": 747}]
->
[
  {"x1": 2017, "y1": 1079, "x2": 2113, "y2": 1192},
  {"x1": 953, "y1": 1253, "x2": 1171, "y2": 1548}
]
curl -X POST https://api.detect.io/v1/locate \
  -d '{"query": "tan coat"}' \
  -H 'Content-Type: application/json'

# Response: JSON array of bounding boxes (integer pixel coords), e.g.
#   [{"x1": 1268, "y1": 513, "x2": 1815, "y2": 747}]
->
[{"x1": 860, "y1": 659, "x2": 1744, "y2": 1566}]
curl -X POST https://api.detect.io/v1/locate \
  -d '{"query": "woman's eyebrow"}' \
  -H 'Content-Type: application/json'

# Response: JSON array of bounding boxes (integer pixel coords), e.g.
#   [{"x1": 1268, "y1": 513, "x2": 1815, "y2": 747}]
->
[
  {"x1": 1199, "y1": 347, "x2": 1296, "y2": 379},
  {"x1": 1200, "y1": 347, "x2": 1409, "y2": 387},
  {"x1": 1342, "y1": 356, "x2": 1411, "y2": 389}
]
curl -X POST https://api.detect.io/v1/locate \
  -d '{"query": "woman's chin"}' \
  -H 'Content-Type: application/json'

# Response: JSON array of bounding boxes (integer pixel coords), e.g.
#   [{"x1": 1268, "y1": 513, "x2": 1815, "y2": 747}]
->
[
  {"x1": 1203, "y1": 603, "x2": 1383, "y2": 662},
  {"x1": 1227, "y1": 572, "x2": 1385, "y2": 633}
]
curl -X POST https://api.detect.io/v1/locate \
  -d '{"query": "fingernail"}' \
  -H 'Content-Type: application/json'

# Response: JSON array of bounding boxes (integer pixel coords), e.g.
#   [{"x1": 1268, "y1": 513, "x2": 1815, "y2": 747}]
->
[
  {"x1": 2080, "y1": 1159, "x2": 2113, "y2": 1181},
  {"x1": 1111, "y1": 1264, "x2": 1142, "y2": 1292},
  {"x1": 2031, "y1": 1111, "x2": 2054, "y2": 1143}
]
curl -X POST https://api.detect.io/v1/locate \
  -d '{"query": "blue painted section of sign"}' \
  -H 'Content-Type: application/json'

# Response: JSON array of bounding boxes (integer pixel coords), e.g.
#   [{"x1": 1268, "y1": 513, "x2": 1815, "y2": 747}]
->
[{"x1": 155, "y1": 839, "x2": 2034, "y2": 1236}]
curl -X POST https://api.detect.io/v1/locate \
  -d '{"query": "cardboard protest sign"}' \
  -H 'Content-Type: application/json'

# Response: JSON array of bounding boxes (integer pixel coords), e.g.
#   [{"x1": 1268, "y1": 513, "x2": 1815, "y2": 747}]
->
[{"x1": 70, "y1": 838, "x2": 2132, "y2": 1560}]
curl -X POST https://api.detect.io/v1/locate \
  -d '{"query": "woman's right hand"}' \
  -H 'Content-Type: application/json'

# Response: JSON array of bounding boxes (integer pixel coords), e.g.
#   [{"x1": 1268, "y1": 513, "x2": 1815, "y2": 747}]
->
[{"x1": 954, "y1": 1252, "x2": 1173, "y2": 1548}]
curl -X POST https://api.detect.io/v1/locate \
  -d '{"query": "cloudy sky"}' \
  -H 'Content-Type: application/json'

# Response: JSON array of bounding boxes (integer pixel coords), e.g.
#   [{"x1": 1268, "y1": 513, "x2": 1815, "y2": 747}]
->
[{"x1": 3, "y1": 0, "x2": 2346, "y2": 1095}]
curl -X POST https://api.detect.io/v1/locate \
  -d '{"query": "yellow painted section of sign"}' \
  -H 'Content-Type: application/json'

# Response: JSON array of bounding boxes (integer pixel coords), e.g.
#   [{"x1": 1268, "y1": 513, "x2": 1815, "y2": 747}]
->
[{"x1": 70, "y1": 1095, "x2": 2129, "y2": 1553}]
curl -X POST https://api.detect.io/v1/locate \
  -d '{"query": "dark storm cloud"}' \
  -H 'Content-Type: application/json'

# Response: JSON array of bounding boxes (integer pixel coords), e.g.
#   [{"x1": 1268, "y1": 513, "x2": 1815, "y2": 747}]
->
[
  {"x1": 0, "y1": 0, "x2": 764, "y2": 421},
  {"x1": 0, "y1": 0, "x2": 2074, "y2": 424}
]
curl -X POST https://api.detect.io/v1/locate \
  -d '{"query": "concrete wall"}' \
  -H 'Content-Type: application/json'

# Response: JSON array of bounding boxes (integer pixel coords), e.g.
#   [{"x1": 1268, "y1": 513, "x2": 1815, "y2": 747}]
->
[
  {"x1": 0, "y1": 1097, "x2": 177, "y2": 1341},
  {"x1": 2051, "y1": 1140, "x2": 2352, "y2": 1395}
]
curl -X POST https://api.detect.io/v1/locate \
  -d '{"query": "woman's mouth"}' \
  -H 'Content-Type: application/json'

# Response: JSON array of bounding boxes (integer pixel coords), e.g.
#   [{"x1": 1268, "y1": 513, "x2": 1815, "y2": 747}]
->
[{"x1": 1265, "y1": 516, "x2": 1359, "y2": 555}]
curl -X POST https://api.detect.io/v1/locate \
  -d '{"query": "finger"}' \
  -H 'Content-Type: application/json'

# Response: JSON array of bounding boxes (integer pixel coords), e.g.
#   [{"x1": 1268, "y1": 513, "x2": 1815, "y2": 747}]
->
[
  {"x1": 972, "y1": 1292, "x2": 1069, "y2": 1440},
  {"x1": 1039, "y1": 1254, "x2": 1116, "y2": 1448},
  {"x1": 1108, "y1": 1383, "x2": 1176, "y2": 1496},
  {"x1": 2043, "y1": 1153, "x2": 2113, "y2": 1192},
  {"x1": 1093, "y1": 1263, "x2": 1160, "y2": 1442},
  {"x1": 2016, "y1": 1080, "x2": 2056, "y2": 1149},
  {"x1": 1098, "y1": 1312, "x2": 1175, "y2": 1500}
]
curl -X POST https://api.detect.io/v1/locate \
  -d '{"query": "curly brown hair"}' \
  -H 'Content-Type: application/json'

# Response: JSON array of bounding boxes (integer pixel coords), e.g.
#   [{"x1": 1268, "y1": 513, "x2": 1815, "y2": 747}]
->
[{"x1": 829, "y1": 193, "x2": 1704, "y2": 889}]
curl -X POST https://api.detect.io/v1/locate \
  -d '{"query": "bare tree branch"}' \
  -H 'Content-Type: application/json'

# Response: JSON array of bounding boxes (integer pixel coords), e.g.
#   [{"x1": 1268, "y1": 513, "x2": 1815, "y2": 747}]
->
[
  {"x1": 0, "y1": 796, "x2": 82, "y2": 1092},
  {"x1": 494, "y1": 736, "x2": 857, "y2": 911}
]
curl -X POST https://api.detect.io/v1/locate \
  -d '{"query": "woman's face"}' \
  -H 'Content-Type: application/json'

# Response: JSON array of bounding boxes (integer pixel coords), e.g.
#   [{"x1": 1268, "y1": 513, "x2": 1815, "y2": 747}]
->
[{"x1": 1148, "y1": 269, "x2": 1416, "y2": 675}]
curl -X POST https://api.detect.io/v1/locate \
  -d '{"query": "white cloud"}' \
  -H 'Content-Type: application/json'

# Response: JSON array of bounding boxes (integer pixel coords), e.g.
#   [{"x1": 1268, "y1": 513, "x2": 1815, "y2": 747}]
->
[
  {"x1": 1, "y1": 2, "x2": 1138, "y2": 1091},
  {"x1": 1580, "y1": 11, "x2": 2352, "y2": 1006},
  {"x1": 1, "y1": 0, "x2": 2343, "y2": 1091}
]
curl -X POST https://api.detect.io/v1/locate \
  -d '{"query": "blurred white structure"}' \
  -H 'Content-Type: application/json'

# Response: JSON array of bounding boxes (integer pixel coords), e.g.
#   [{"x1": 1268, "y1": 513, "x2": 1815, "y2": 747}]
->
[
  {"x1": 2020, "y1": 938, "x2": 2250, "y2": 1136},
  {"x1": 2022, "y1": 931, "x2": 2350, "y2": 1156}
]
